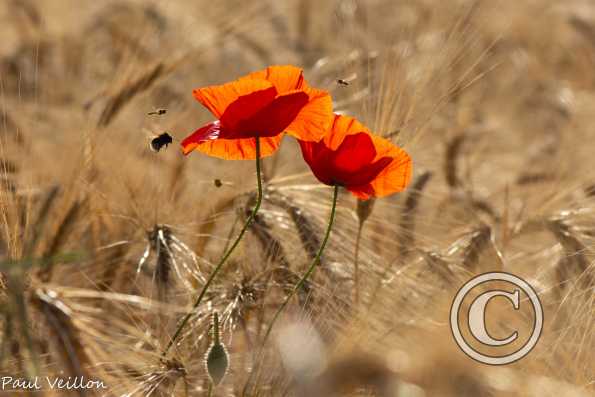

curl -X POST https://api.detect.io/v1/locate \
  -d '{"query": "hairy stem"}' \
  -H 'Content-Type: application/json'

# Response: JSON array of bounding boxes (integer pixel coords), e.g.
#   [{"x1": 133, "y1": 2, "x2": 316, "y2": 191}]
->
[
  {"x1": 244, "y1": 185, "x2": 339, "y2": 394},
  {"x1": 354, "y1": 222, "x2": 363, "y2": 305},
  {"x1": 162, "y1": 137, "x2": 263, "y2": 358}
]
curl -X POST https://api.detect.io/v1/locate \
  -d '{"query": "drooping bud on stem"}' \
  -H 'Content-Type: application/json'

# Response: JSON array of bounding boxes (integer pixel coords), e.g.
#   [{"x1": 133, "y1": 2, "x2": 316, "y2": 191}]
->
[{"x1": 356, "y1": 198, "x2": 376, "y2": 226}]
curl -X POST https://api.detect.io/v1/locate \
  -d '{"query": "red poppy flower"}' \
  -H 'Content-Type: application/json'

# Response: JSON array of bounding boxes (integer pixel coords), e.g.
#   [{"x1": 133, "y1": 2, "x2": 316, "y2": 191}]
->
[
  {"x1": 298, "y1": 114, "x2": 413, "y2": 199},
  {"x1": 181, "y1": 65, "x2": 332, "y2": 160}
]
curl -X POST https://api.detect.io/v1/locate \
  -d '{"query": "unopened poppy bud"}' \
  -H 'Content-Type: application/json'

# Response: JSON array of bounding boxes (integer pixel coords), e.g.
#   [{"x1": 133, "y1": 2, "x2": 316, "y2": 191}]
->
[
  {"x1": 205, "y1": 312, "x2": 229, "y2": 386},
  {"x1": 356, "y1": 198, "x2": 376, "y2": 225}
]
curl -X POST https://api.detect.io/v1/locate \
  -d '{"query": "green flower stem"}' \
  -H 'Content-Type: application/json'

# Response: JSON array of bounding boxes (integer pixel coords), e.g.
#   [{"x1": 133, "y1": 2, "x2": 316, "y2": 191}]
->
[
  {"x1": 262, "y1": 184, "x2": 338, "y2": 343},
  {"x1": 245, "y1": 184, "x2": 339, "y2": 393},
  {"x1": 162, "y1": 137, "x2": 263, "y2": 358}
]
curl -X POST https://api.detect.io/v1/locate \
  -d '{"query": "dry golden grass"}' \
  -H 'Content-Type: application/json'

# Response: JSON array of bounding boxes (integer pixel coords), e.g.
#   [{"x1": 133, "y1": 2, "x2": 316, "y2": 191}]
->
[{"x1": 0, "y1": 0, "x2": 594, "y2": 396}]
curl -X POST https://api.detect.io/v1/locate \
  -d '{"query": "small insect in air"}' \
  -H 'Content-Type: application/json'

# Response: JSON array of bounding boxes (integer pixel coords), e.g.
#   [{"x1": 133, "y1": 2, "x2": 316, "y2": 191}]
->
[
  {"x1": 214, "y1": 179, "x2": 223, "y2": 188},
  {"x1": 336, "y1": 79, "x2": 350, "y2": 86},
  {"x1": 148, "y1": 108, "x2": 167, "y2": 116},
  {"x1": 150, "y1": 132, "x2": 173, "y2": 152}
]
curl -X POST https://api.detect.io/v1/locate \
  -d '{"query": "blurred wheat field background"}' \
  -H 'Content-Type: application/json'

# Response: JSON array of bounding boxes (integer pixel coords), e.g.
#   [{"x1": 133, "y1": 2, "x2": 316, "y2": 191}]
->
[{"x1": 0, "y1": 0, "x2": 594, "y2": 396}]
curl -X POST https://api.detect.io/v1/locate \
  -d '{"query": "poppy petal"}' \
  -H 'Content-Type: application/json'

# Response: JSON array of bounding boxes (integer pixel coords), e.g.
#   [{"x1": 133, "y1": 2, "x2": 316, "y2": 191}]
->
[
  {"x1": 341, "y1": 156, "x2": 394, "y2": 197},
  {"x1": 323, "y1": 114, "x2": 371, "y2": 149},
  {"x1": 246, "y1": 65, "x2": 308, "y2": 93},
  {"x1": 331, "y1": 133, "x2": 377, "y2": 174},
  {"x1": 247, "y1": 66, "x2": 332, "y2": 142},
  {"x1": 298, "y1": 139, "x2": 335, "y2": 186},
  {"x1": 368, "y1": 149, "x2": 412, "y2": 197},
  {"x1": 284, "y1": 87, "x2": 333, "y2": 142},
  {"x1": 181, "y1": 121, "x2": 223, "y2": 155},
  {"x1": 298, "y1": 129, "x2": 381, "y2": 187},
  {"x1": 238, "y1": 90, "x2": 309, "y2": 138},
  {"x1": 346, "y1": 185, "x2": 376, "y2": 200},
  {"x1": 345, "y1": 139, "x2": 412, "y2": 198},
  {"x1": 193, "y1": 78, "x2": 276, "y2": 122},
  {"x1": 182, "y1": 126, "x2": 283, "y2": 160}
]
